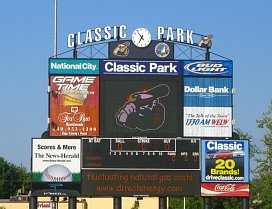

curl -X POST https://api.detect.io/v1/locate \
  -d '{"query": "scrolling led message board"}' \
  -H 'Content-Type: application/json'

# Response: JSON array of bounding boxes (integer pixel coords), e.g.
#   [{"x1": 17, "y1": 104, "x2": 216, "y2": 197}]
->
[{"x1": 81, "y1": 137, "x2": 200, "y2": 197}]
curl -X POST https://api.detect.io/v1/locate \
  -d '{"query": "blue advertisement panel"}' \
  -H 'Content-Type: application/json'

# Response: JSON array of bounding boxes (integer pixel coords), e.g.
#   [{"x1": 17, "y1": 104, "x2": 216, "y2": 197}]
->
[
  {"x1": 183, "y1": 60, "x2": 233, "y2": 77},
  {"x1": 49, "y1": 58, "x2": 99, "y2": 75},
  {"x1": 184, "y1": 77, "x2": 232, "y2": 107},
  {"x1": 201, "y1": 140, "x2": 249, "y2": 183},
  {"x1": 101, "y1": 60, "x2": 182, "y2": 75}
]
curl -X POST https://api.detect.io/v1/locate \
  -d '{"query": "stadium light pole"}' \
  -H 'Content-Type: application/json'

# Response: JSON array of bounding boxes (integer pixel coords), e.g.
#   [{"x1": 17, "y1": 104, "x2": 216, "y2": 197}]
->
[{"x1": 53, "y1": 0, "x2": 58, "y2": 58}]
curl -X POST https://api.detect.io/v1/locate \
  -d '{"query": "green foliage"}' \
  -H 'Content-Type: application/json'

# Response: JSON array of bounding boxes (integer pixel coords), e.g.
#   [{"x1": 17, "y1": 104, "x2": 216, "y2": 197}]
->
[
  {"x1": 250, "y1": 100, "x2": 272, "y2": 208},
  {"x1": 169, "y1": 197, "x2": 202, "y2": 209},
  {"x1": 210, "y1": 197, "x2": 241, "y2": 209},
  {"x1": 31, "y1": 172, "x2": 42, "y2": 182},
  {"x1": 0, "y1": 157, "x2": 30, "y2": 198},
  {"x1": 256, "y1": 100, "x2": 272, "y2": 174},
  {"x1": 234, "y1": 127, "x2": 257, "y2": 159}
]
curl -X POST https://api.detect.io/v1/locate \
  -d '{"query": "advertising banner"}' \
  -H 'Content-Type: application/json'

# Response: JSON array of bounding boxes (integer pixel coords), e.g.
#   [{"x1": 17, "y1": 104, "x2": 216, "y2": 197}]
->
[
  {"x1": 101, "y1": 60, "x2": 182, "y2": 75},
  {"x1": 109, "y1": 41, "x2": 174, "y2": 60},
  {"x1": 201, "y1": 140, "x2": 249, "y2": 183},
  {"x1": 38, "y1": 202, "x2": 52, "y2": 209},
  {"x1": 100, "y1": 75, "x2": 182, "y2": 137},
  {"x1": 49, "y1": 76, "x2": 99, "y2": 136},
  {"x1": 81, "y1": 170, "x2": 200, "y2": 197},
  {"x1": 183, "y1": 107, "x2": 232, "y2": 137},
  {"x1": 49, "y1": 58, "x2": 99, "y2": 75},
  {"x1": 201, "y1": 183, "x2": 249, "y2": 197},
  {"x1": 183, "y1": 60, "x2": 233, "y2": 77},
  {"x1": 184, "y1": 77, "x2": 232, "y2": 107},
  {"x1": 31, "y1": 138, "x2": 81, "y2": 183}
]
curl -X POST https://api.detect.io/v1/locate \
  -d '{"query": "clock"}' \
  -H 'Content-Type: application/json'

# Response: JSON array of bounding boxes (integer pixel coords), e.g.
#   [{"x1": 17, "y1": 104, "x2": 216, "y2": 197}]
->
[{"x1": 131, "y1": 28, "x2": 152, "y2": 48}]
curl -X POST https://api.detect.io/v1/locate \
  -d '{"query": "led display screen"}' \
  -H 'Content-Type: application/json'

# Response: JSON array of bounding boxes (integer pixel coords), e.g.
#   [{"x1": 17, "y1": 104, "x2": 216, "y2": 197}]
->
[{"x1": 100, "y1": 75, "x2": 182, "y2": 137}]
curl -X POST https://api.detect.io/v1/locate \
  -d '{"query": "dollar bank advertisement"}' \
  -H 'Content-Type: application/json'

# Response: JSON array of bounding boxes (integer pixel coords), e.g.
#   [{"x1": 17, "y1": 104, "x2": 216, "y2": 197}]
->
[
  {"x1": 31, "y1": 138, "x2": 81, "y2": 183},
  {"x1": 201, "y1": 139, "x2": 249, "y2": 183}
]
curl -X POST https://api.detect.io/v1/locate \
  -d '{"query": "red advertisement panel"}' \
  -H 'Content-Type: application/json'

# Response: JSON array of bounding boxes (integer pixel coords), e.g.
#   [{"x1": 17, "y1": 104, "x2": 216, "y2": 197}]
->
[
  {"x1": 49, "y1": 76, "x2": 99, "y2": 136},
  {"x1": 201, "y1": 183, "x2": 249, "y2": 197}
]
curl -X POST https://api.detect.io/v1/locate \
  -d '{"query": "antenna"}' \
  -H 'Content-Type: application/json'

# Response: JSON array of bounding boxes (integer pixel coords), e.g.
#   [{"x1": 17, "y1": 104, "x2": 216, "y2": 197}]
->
[{"x1": 53, "y1": 0, "x2": 58, "y2": 58}]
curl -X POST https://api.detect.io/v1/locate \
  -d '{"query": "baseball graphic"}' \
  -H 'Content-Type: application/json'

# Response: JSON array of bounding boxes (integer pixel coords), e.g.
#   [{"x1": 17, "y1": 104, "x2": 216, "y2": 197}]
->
[
  {"x1": 41, "y1": 164, "x2": 72, "y2": 182},
  {"x1": 116, "y1": 84, "x2": 170, "y2": 131}
]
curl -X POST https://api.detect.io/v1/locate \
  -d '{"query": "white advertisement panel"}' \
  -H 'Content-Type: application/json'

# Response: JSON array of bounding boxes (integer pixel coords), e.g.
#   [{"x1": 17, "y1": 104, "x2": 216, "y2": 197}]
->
[
  {"x1": 32, "y1": 138, "x2": 81, "y2": 183},
  {"x1": 183, "y1": 107, "x2": 232, "y2": 137}
]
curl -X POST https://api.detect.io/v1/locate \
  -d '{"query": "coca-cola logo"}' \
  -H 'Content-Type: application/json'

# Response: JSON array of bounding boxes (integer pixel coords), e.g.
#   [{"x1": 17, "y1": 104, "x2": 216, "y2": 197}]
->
[
  {"x1": 214, "y1": 184, "x2": 236, "y2": 192},
  {"x1": 58, "y1": 112, "x2": 91, "y2": 123}
]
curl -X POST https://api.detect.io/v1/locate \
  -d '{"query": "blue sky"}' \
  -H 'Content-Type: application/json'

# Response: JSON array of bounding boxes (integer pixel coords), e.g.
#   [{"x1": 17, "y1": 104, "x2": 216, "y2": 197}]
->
[{"x1": 1, "y1": 0, "x2": 271, "y2": 169}]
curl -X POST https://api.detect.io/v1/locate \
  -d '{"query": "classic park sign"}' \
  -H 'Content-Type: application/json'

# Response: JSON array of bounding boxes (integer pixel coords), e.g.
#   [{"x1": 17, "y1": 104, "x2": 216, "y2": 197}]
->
[{"x1": 67, "y1": 25, "x2": 195, "y2": 48}]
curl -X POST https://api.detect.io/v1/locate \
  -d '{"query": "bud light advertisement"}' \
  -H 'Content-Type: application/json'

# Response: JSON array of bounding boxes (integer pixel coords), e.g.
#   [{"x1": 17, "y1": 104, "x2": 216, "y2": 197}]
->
[
  {"x1": 201, "y1": 139, "x2": 249, "y2": 183},
  {"x1": 183, "y1": 60, "x2": 233, "y2": 77}
]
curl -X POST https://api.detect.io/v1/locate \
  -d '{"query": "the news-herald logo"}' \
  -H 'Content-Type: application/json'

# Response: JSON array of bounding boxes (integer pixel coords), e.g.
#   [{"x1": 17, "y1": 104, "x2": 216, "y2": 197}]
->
[
  {"x1": 184, "y1": 61, "x2": 229, "y2": 75},
  {"x1": 214, "y1": 184, "x2": 236, "y2": 192}
]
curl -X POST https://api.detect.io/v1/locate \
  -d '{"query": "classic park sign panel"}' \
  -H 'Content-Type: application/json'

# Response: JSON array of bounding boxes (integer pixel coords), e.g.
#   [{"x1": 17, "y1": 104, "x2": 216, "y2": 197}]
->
[{"x1": 67, "y1": 25, "x2": 195, "y2": 48}]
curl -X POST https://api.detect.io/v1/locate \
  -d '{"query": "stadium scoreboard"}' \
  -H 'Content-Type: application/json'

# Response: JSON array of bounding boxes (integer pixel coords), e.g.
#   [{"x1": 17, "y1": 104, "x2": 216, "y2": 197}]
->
[{"x1": 82, "y1": 138, "x2": 200, "y2": 170}]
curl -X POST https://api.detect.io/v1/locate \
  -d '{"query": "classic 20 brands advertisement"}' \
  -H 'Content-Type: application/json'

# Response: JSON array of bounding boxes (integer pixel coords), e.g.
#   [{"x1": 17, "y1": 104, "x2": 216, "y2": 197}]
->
[{"x1": 201, "y1": 139, "x2": 249, "y2": 197}]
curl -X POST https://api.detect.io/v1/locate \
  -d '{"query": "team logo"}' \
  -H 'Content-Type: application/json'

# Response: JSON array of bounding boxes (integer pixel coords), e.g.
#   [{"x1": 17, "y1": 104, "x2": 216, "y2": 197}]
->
[
  {"x1": 198, "y1": 34, "x2": 213, "y2": 48},
  {"x1": 113, "y1": 41, "x2": 130, "y2": 57},
  {"x1": 115, "y1": 84, "x2": 170, "y2": 131},
  {"x1": 155, "y1": 43, "x2": 170, "y2": 58}
]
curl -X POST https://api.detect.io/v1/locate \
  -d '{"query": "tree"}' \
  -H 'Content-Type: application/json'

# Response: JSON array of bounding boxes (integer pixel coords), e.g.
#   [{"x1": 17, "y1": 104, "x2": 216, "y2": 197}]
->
[
  {"x1": 250, "y1": 100, "x2": 272, "y2": 208},
  {"x1": 0, "y1": 157, "x2": 30, "y2": 199},
  {"x1": 169, "y1": 197, "x2": 203, "y2": 209}
]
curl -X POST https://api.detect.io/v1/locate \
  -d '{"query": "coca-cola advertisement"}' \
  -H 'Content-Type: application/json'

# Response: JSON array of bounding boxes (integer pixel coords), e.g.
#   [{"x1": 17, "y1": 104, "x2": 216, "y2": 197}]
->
[
  {"x1": 49, "y1": 75, "x2": 99, "y2": 136},
  {"x1": 201, "y1": 139, "x2": 249, "y2": 183},
  {"x1": 201, "y1": 183, "x2": 249, "y2": 197}
]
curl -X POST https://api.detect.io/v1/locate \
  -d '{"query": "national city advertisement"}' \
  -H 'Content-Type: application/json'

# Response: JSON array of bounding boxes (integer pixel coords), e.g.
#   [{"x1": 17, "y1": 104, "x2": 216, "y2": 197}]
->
[{"x1": 49, "y1": 58, "x2": 99, "y2": 75}]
